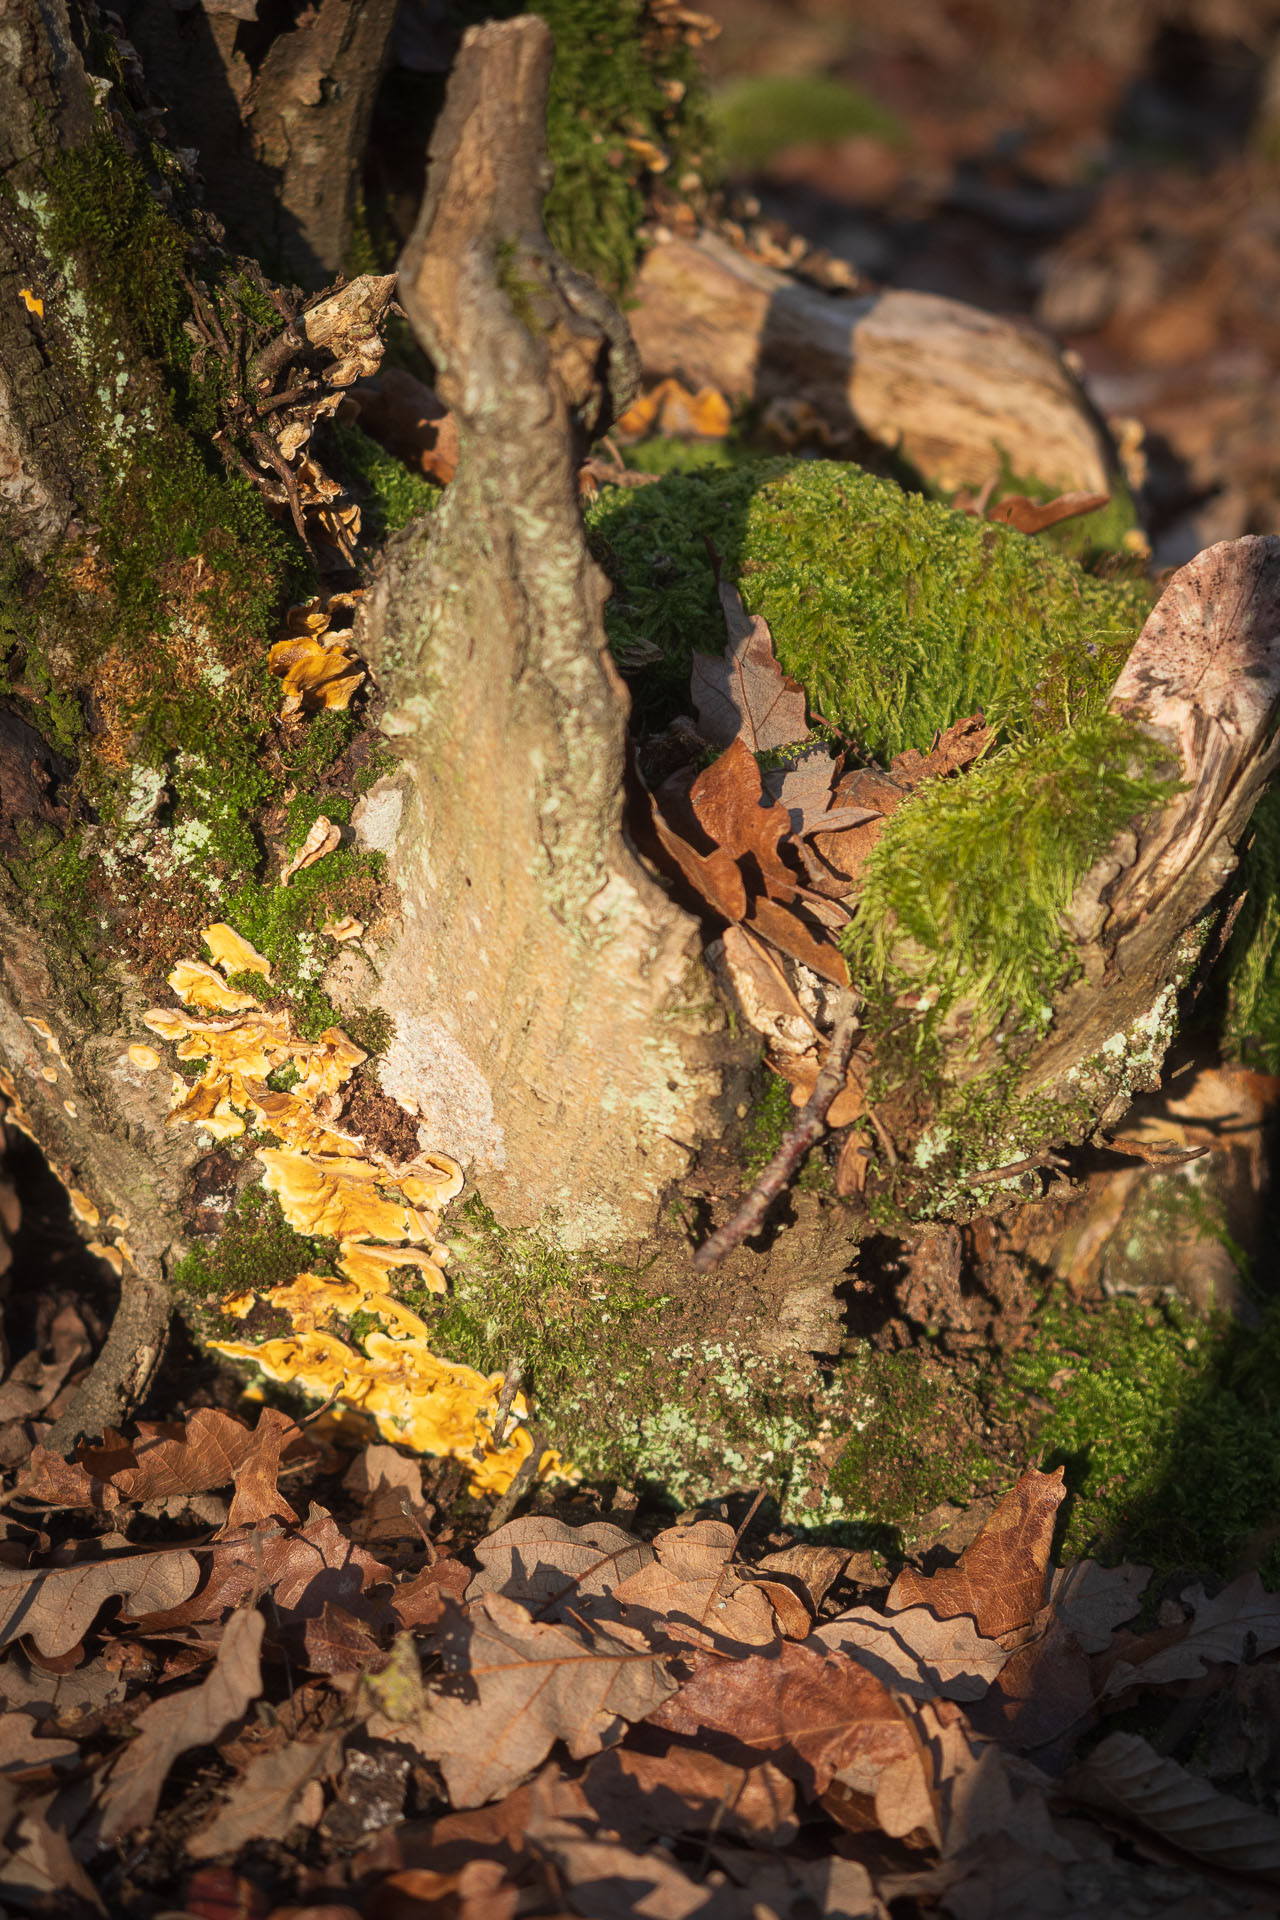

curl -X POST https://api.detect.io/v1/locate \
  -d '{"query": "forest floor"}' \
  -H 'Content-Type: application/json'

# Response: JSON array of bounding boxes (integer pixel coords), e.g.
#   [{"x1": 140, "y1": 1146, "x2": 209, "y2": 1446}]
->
[{"x1": 4, "y1": 1, "x2": 1280, "y2": 1915}]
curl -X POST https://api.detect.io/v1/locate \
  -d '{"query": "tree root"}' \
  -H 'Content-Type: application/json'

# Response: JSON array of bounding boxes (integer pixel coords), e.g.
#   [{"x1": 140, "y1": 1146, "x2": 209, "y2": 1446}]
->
[{"x1": 44, "y1": 1258, "x2": 171, "y2": 1456}]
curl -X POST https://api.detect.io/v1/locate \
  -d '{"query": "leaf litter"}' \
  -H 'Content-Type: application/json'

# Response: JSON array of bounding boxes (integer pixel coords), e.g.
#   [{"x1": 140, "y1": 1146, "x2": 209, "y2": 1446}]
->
[{"x1": 0, "y1": 1441, "x2": 1271, "y2": 1915}]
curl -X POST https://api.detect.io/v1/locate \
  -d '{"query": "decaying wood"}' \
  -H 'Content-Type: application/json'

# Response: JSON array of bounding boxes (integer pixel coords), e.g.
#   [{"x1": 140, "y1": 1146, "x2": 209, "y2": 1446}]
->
[
  {"x1": 1024, "y1": 536, "x2": 1280, "y2": 1121},
  {"x1": 357, "y1": 18, "x2": 752, "y2": 1251},
  {"x1": 117, "y1": 0, "x2": 397, "y2": 283},
  {"x1": 629, "y1": 230, "x2": 1113, "y2": 495}
]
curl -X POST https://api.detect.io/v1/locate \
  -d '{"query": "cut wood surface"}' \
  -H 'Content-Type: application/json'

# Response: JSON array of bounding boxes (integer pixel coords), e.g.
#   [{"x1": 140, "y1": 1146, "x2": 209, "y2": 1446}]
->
[{"x1": 629, "y1": 229, "x2": 1112, "y2": 494}]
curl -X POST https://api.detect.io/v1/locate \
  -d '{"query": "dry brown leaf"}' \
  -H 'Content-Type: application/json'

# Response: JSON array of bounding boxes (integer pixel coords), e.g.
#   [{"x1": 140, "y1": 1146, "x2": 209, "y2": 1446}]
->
[
  {"x1": 648, "y1": 795, "x2": 748, "y2": 922},
  {"x1": 761, "y1": 744, "x2": 839, "y2": 833},
  {"x1": 689, "y1": 738, "x2": 798, "y2": 903},
  {"x1": 1067, "y1": 1731, "x2": 1280, "y2": 1882},
  {"x1": 648, "y1": 1638, "x2": 919, "y2": 1802},
  {"x1": 746, "y1": 894, "x2": 850, "y2": 986},
  {"x1": 128, "y1": 1509, "x2": 392, "y2": 1634},
  {"x1": 0, "y1": 1550, "x2": 199, "y2": 1658},
  {"x1": 757, "y1": 1545, "x2": 850, "y2": 1615},
  {"x1": 468, "y1": 1517, "x2": 653, "y2": 1622},
  {"x1": 302, "y1": 1601, "x2": 384, "y2": 1675},
  {"x1": 523, "y1": 1810, "x2": 749, "y2": 1920},
  {"x1": 1046, "y1": 1559, "x2": 1151, "y2": 1654},
  {"x1": 1100, "y1": 1572, "x2": 1280, "y2": 1701},
  {"x1": 579, "y1": 1743, "x2": 798, "y2": 1848},
  {"x1": 811, "y1": 1603, "x2": 1014, "y2": 1703},
  {"x1": 692, "y1": 581, "x2": 808, "y2": 753},
  {"x1": 887, "y1": 712, "x2": 995, "y2": 791},
  {"x1": 415, "y1": 1590, "x2": 678, "y2": 1808},
  {"x1": 280, "y1": 815, "x2": 342, "y2": 885},
  {"x1": 86, "y1": 1407, "x2": 304, "y2": 1514},
  {"x1": 189, "y1": 1729, "x2": 342, "y2": 1860},
  {"x1": 9, "y1": 1445, "x2": 117, "y2": 1511},
  {"x1": 888, "y1": 1467, "x2": 1066, "y2": 1637},
  {"x1": 97, "y1": 1605, "x2": 264, "y2": 1840},
  {"x1": 0, "y1": 1713, "x2": 76, "y2": 1774},
  {"x1": 713, "y1": 925, "x2": 821, "y2": 1058},
  {"x1": 613, "y1": 1519, "x2": 778, "y2": 1654},
  {"x1": 989, "y1": 490, "x2": 1111, "y2": 534},
  {"x1": 0, "y1": 1804, "x2": 105, "y2": 1915}
]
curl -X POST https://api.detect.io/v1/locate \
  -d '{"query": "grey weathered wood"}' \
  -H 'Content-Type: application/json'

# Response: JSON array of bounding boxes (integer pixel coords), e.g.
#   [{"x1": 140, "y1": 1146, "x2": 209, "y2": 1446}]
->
[{"x1": 629, "y1": 229, "x2": 1113, "y2": 496}]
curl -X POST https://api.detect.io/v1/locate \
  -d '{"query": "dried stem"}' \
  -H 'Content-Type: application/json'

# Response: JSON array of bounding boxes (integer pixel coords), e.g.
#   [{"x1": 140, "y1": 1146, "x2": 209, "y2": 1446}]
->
[{"x1": 694, "y1": 1000, "x2": 861, "y2": 1274}]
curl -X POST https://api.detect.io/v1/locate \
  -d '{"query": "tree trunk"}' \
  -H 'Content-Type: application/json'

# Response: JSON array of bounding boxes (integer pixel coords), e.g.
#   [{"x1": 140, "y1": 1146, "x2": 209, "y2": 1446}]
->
[{"x1": 0, "y1": 1, "x2": 1276, "y2": 1491}]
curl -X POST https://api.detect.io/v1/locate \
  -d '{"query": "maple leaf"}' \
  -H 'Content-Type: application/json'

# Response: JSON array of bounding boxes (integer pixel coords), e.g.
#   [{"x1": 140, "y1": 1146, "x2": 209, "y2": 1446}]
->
[
  {"x1": 691, "y1": 580, "x2": 809, "y2": 753},
  {"x1": 688, "y1": 739, "x2": 798, "y2": 903},
  {"x1": 96, "y1": 1606, "x2": 264, "y2": 1841},
  {"x1": 415, "y1": 1590, "x2": 678, "y2": 1808}
]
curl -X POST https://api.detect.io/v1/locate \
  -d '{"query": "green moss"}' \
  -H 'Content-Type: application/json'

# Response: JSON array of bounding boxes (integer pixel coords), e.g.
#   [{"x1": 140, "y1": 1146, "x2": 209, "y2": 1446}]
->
[
  {"x1": 1223, "y1": 786, "x2": 1280, "y2": 1071},
  {"x1": 830, "y1": 1347, "x2": 989, "y2": 1525},
  {"x1": 222, "y1": 848, "x2": 386, "y2": 1038},
  {"x1": 742, "y1": 1074, "x2": 792, "y2": 1175},
  {"x1": 586, "y1": 458, "x2": 1152, "y2": 756},
  {"x1": 1002, "y1": 1292, "x2": 1280, "y2": 1583},
  {"x1": 711, "y1": 74, "x2": 906, "y2": 170},
  {"x1": 842, "y1": 716, "x2": 1177, "y2": 1041},
  {"x1": 172, "y1": 1186, "x2": 331, "y2": 1303},
  {"x1": 328, "y1": 421, "x2": 441, "y2": 540},
  {"x1": 535, "y1": 0, "x2": 711, "y2": 292}
]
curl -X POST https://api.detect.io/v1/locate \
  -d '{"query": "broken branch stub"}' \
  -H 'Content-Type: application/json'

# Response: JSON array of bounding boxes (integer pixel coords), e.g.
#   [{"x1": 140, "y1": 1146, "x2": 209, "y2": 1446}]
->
[
  {"x1": 1025, "y1": 537, "x2": 1280, "y2": 1121},
  {"x1": 360, "y1": 18, "x2": 749, "y2": 1249}
]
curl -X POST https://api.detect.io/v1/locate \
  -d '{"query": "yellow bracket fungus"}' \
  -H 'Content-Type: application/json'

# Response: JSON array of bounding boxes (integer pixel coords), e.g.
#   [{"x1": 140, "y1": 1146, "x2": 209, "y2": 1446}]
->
[
  {"x1": 269, "y1": 593, "x2": 366, "y2": 718},
  {"x1": 144, "y1": 923, "x2": 554, "y2": 1496}
]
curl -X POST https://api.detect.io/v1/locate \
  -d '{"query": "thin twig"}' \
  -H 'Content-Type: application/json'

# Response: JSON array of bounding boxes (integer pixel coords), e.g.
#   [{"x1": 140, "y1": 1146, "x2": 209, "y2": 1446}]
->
[
  {"x1": 487, "y1": 1357, "x2": 525, "y2": 1451},
  {"x1": 967, "y1": 1148, "x2": 1070, "y2": 1186},
  {"x1": 1101, "y1": 1135, "x2": 1210, "y2": 1167},
  {"x1": 694, "y1": 1002, "x2": 861, "y2": 1273},
  {"x1": 485, "y1": 1426, "x2": 547, "y2": 1534}
]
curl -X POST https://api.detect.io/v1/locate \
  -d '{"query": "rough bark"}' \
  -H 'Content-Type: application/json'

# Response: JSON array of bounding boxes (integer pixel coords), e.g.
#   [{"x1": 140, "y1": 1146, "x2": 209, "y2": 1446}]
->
[
  {"x1": 0, "y1": 0, "x2": 97, "y2": 559},
  {"x1": 1024, "y1": 537, "x2": 1280, "y2": 1120},
  {"x1": 629, "y1": 230, "x2": 1114, "y2": 496},
  {"x1": 117, "y1": 0, "x2": 396, "y2": 284},
  {"x1": 357, "y1": 17, "x2": 750, "y2": 1250}
]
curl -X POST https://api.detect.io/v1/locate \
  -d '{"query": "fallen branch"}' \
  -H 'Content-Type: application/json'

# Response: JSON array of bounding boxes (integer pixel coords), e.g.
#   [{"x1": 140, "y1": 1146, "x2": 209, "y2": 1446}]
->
[{"x1": 694, "y1": 999, "x2": 861, "y2": 1273}]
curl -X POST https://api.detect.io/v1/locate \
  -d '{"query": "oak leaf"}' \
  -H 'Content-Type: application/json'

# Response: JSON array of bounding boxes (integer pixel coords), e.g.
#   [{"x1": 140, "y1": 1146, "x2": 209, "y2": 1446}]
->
[
  {"x1": 579, "y1": 1743, "x2": 798, "y2": 1848},
  {"x1": 0, "y1": 1550, "x2": 199, "y2": 1658},
  {"x1": 613, "y1": 1520, "x2": 778, "y2": 1654},
  {"x1": 1099, "y1": 1571, "x2": 1280, "y2": 1701},
  {"x1": 415, "y1": 1590, "x2": 678, "y2": 1808},
  {"x1": 468, "y1": 1517, "x2": 653, "y2": 1623},
  {"x1": 647, "y1": 1638, "x2": 918, "y2": 1803},
  {"x1": 188, "y1": 1729, "x2": 342, "y2": 1860},
  {"x1": 810, "y1": 1604, "x2": 1013, "y2": 1703},
  {"x1": 96, "y1": 1605, "x2": 264, "y2": 1840}
]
